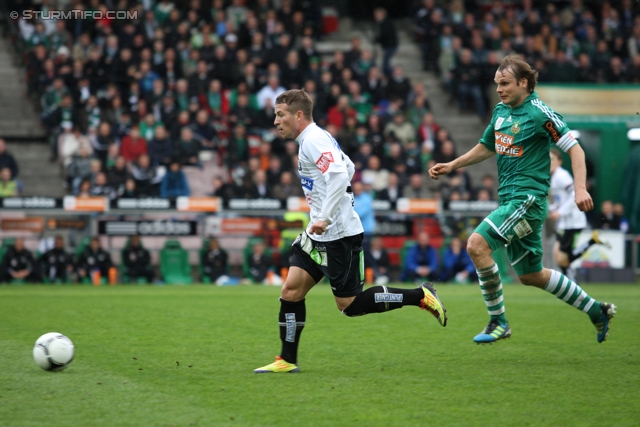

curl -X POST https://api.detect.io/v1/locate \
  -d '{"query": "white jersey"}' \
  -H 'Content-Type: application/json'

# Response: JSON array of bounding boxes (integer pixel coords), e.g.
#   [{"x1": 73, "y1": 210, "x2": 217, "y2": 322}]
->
[
  {"x1": 549, "y1": 166, "x2": 587, "y2": 230},
  {"x1": 296, "y1": 123, "x2": 364, "y2": 242}
]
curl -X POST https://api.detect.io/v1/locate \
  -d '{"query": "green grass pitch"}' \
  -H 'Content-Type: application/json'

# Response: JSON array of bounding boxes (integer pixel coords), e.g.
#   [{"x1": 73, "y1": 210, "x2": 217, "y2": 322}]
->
[{"x1": 1, "y1": 283, "x2": 639, "y2": 427}]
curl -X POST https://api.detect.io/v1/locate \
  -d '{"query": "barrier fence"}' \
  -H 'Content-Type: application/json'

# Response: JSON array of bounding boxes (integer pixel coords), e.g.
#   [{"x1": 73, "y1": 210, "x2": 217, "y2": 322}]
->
[{"x1": 0, "y1": 196, "x2": 637, "y2": 282}]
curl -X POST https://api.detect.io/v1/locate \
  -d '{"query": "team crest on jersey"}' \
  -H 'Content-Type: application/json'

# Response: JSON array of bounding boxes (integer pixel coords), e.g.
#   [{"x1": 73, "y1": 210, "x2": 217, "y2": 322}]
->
[
  {"x1": 510, "y1": 121, "x2": 520, "y2": 134},
  {"x1": 300, "y1": 175, "x2": 314, "y2": 191},
  {"x1": 495, "y1": 117, "x2": 505, "y2": 130},
  {"x1": 315, "y1": 152, "x2": 334, "y2": 173}
]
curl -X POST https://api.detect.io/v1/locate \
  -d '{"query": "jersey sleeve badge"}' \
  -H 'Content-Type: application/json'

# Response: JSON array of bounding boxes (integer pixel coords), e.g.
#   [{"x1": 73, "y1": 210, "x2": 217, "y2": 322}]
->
[{"x1": 315, "y1": 152, "x2": 334, "y2": 173}]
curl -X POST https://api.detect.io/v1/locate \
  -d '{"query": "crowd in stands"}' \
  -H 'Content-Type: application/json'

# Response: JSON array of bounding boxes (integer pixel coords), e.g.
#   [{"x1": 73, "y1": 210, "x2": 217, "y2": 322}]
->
[
  {"x1": 11, "y1": 0, "x2": 505, "y2": 211},
  {"x1": 412, "y1": 0, "x2": 640, "y2": 119}
]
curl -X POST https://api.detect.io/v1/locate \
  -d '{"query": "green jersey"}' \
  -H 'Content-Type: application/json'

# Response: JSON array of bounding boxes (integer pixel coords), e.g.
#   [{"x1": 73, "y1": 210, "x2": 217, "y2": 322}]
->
[{"x1": 479, "y1": 91, "x2": 577, "y2": 201}]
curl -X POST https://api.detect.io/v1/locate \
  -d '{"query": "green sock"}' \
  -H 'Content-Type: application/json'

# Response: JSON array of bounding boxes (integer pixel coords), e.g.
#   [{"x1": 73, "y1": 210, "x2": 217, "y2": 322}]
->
[
  {"x1": 543, "y1": 270, "x2": 601, "y2": 321},
  {"x1": 477, "y1": 263, "x2": 507, "y2": 325}
]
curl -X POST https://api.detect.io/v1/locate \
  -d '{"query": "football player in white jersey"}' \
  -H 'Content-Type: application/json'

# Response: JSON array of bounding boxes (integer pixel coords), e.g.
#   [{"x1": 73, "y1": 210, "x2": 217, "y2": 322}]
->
[
  {"x1": 254, "y1": 89, "x2": 447, "y2": 373},
  {"x1": 549, "y1": 149, "x2": 609, "y2": 279}
]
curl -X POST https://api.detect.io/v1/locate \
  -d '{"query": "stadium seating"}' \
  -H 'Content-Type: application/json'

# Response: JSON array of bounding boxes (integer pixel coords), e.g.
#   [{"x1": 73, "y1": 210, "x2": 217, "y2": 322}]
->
[{"x1": 159, "y1": 240, "x2": 192, "y2": 284}]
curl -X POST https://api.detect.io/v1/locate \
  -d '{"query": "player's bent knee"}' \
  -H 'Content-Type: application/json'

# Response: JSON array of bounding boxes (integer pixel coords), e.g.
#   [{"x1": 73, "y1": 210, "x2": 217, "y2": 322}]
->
[
  {"x1": 336, "y1": 296, "x2": 356, "y2": 313},
  {"x1": 518, "y1": 270, "x2": 547, "y2": 287},
  {"x1": 467, "y1": 233, "x2": 490, "y2": 260}
]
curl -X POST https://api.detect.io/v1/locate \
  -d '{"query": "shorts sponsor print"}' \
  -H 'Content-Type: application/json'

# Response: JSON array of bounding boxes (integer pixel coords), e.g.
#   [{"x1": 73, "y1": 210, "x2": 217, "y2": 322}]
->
[{"x1": 475, "y1": 195, "x2": 548, "y2": 276}]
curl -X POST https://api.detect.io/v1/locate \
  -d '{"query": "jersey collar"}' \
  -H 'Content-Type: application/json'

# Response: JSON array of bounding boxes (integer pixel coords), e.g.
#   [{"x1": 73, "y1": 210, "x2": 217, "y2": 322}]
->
[{"x1": 295, "y1": 122, "x2": 316, "y2": 144}]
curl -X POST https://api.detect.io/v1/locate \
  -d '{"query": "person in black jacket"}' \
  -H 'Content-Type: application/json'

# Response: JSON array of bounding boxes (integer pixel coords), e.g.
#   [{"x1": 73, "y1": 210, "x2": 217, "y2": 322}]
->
[
  {"x1": 76, "y1": 237, "x2": 113, "y2": 281},
  {"x1": 122, "y1": 235, "x2": 154, "y2": 283},
  {"x1": 201, "y1": 238, "x2": 229, "y2": 282},
  {"x1": 374, "y1": 8, "x2": 398, "y2": 77},
  {"x1": 365, "y1": 236, "x2": 391, "y2": 285},
  {"x1": 1, "y1": 238, "x2": 41, "y2": 283},
  {"x1": 247, "y1": 241, "x2": 272, "y2": 283},
  {"x1": 40, "y1": 236, "x2": 74, "y2": 283}
]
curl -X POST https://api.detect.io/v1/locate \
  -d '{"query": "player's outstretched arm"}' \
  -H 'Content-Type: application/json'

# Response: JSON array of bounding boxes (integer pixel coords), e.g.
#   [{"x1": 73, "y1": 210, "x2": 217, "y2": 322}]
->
[
  {"x1": 428, "y1": 144, "x2": 495, "y2": 180},
  {"x1": 566, "y1": 144, "x2": 593, "y2": 212}
]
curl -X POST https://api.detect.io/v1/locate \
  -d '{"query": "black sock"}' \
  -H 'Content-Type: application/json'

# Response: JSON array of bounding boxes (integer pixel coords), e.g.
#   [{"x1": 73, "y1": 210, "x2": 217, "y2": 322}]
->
[
  {"x1": 343, "y1": 286, "x2": 424, "y2": 317},
  {"x1": 279, "y1": 298, "x2": 305, "y2": 364},
  {"x1": 560, "y1": 266, "x2": 568, "y2": 276},
  {"x1": 568, "y1": 239, "x2": 595, "y2": 263}
]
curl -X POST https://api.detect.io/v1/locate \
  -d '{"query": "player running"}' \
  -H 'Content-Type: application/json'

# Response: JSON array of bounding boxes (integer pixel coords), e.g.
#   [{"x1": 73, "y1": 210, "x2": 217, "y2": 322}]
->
[
  {"x1": 428, "y1": 53, "x2": 615, "y2": 344},
  {"x1": 255, "y1": 89, "x2": 447, "y2": 373},
  {"x1": 549, "y1": 148, "x2": 610, "y2": 280}
]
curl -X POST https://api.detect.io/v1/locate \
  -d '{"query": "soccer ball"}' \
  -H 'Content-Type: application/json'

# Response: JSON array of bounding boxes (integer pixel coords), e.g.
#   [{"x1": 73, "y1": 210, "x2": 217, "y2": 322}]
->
[{"x1": 33, "y1": 332, "x2": 75, "y2": 372}]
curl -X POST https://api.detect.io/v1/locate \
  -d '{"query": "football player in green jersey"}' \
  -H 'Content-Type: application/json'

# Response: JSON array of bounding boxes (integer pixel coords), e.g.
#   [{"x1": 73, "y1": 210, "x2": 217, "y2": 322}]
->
[{"x1": 429, "y1": 53, "x2": 616, "y2": 344}]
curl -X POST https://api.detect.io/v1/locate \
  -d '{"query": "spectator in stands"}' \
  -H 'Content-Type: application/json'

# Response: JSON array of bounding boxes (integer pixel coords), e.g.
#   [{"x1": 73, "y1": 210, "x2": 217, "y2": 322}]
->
[
  {"x1": 45, "y1": 93, "x2": 74, "y2": 162},
  {"x1": 246, "y1": 241, "x2": 272, "y2": 283},
  {"x1": 201, "y1": 237, "x2": 229, "y2": 283},
  {"x1": 122, "y1": 235, "x2": 155, "y2": 283},
  {"x1": 41, "y1": 77, "x2": 68, "y2": 122},
  {"x1": 402, "y1": 231, "x2": 439, "y2": 282},
  {"x1": 439, "y1": 236, "x2": 476, "y2": 283},
  {"x1": 607, "y1": 56, "x2": 629, "y2": 83},
  {"x1": 614, "y1": 203, "x2": 630, "y2": 234},
  {"x1": 383, "y1": 112, "x2": 414, "y2": 148},
  {"x1": 210, "y1": 176, "x2": 235, "y2": 203},
  {"x1": 376, "y1": 172, "x2": 404, "y2": 203},
  {"x1": 131, "y1": 154, "x2": 163, "y2": 197},
  {"x1": 76, "y1": 237, "x2": 113, "y2": 283},
  {"x1": 374, "y1": 7, "x2": 398, "y2": 76},
  {"x1": 257, "y1": 75, "x2": 286, "y2": 109},
  {"x1": 272, "y1": 170, "x2": 303, "y2": 202},
  {"x1": 91, "y1": 121, "x2": 114, "y2": 167},
  {"x1": 79, "y1": 95, "x2": 102, "y2": 133},
  {"x1": 403, "y1": 173, "x2": 433, "y2": 199},
  {"x1": 121, "y1": 178, "x2": 139, "y2": 198},
  {"x1": 176, "y1": 127, "x2": 201, "y2": 166},
  {"x1": 576, "y1": 53, "x2": 598, "y2": 83},
  {"x1": 475, "y1": 174, "x2": 497, "y2": 201},
  {"x1": 40, "y1": 236, "x2": 73, "y2": 283},
  {"x1": 594, "y1": 200, "x2": 623, "y2": 230},
  {"x1": 190, "y1": 110, "x2": 219, "y2": 151},
  {"x1": 247, "y1": 169, "x2": 272, "y2": 199},
  {"x1": 432, "y1": 140, "x2": 457, "y2": 164},
  {"x1": 226, "y1": 123, "x2": 250, "y2": 170},
  {"x1": 281, "y1": 51, "x2": 305, "y2": 89},
  {"x1": 386, "y1": 66, "x2": 412, "y2": 105},
  {"x1": 160, "y1": 161, "x2": 190, "y2": 199},
  {"x1": 453, "y1": 48, "x2": 486, "y2": 119},
  {"x1": 107, "y1": 155, "x2": 131, "y2": 197},
  {"x1": 67, "y1": 146, "x2": 94, "y2": 194},
  {"x1": 361, "y1": 155, "x2": 389, "y2": 193},
  {"x1": 363, "y1": 66, "x2": 386, "y2": 106},
  {"x1": 119, "y1": 124, "x2": 148, "y2": 165},
  {"x1": 0, "y1": 167, "x2": 18, "y2": 197},
  {"x1": 266, "y1": 155, "x2": 283, "y2": 186},
  {"x1": 546, "y1": 50, "x2": 577, "y2": 83},
  {"x1": 0, "y1": 238, "x2": 41, "y2": 283},
  {"x1": 353, "y1": 181, "x2": 376, "y2": 237},
  {"x1": 327, "y1": 95, "x2": 356, "y2": 132},
  {"x1": 366, "y1": 236, "x2": 391, "y2": 285},
  {"x1": 148, "y1": 125, "x2": 175, "y2": 167},
  {"x1": 0, "y1": 139, "x2": 18, "y2": 180},
  {"x1": 90, "y1": 172, "x2": 116, "y2": 200},
  {"x1": 58, "y1": 125, "x2": 92, "y2": 169}
]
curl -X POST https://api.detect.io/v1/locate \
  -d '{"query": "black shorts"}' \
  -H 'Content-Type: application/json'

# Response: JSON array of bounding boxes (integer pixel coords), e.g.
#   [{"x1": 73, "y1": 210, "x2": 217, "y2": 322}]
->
[
  {"x1": 556, "y1": 229, "x2": 582, "y2": 254},
  {"x1": 290, "y1": 233, "x2": 364, "y2": 298}
]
